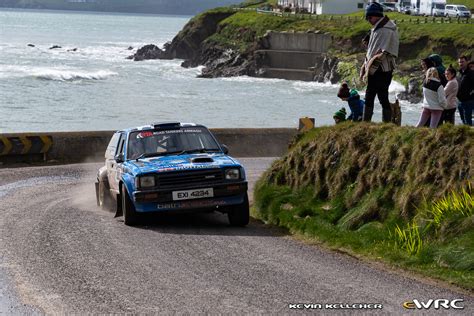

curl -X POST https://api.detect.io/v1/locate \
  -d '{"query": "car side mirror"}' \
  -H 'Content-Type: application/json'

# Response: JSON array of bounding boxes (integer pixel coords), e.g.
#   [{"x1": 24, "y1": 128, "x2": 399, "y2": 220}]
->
[
  {"x1": 115, "y1": 154, "x2": 124, "y2": 163},
  {"x1": 221, "y1": 144, "x2": 229, "y2": 155}
]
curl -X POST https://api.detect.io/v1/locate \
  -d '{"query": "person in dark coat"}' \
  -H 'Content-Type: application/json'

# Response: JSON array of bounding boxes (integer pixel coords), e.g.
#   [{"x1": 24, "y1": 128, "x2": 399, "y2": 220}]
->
[
  {"x1": 457, "y1": 56, "x2": 474, "y2": 126},
  {"x1": 360, "y1": 2, "x2": 399, "y2": 123}
]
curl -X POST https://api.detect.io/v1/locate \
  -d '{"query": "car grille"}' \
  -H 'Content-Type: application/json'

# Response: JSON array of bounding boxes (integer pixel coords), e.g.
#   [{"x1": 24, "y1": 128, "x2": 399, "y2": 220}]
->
[{"x1": 156, "y1": 169, "x2": 224, "y2": 189}]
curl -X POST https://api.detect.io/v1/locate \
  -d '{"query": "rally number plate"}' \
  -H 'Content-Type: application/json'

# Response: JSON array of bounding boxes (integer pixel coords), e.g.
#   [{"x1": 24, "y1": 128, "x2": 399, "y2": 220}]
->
[{"x1": 172, "y1": 188, "x2": 214, "y2": 201}]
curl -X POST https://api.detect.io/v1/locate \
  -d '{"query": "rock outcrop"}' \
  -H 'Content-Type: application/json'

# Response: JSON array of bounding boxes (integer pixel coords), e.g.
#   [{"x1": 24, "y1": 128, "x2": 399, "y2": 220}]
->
[
  {"x1": 313, "y1": 56, "x2": 340, "y2": 84},
  {"x1": 161, "y1": 10, "x2": 236, "y2": 62},
  {"x1": 396, "y1": 78, "x2": 423, "y2": 104},
  {"x1": 127, "y1": 44, "x2": 165, "y2": 61}
]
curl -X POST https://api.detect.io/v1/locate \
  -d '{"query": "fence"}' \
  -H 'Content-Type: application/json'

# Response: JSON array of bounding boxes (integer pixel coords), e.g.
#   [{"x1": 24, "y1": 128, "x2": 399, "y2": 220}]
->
[{"x1": 233, "y1": 8, "x2": 473, "y2": 24}]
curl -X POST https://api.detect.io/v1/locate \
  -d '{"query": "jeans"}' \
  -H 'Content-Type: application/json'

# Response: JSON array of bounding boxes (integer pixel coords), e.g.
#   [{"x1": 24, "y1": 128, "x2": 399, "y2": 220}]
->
[
  {"x1": 458, "y1": 100, "x2": 474, "y2": 126},
  {"x1": 363, "y1": 69, "x2": 393, "y2": 122},
  {"x1": 416, "y1": 108, "x2": 443, "y2": 128}
]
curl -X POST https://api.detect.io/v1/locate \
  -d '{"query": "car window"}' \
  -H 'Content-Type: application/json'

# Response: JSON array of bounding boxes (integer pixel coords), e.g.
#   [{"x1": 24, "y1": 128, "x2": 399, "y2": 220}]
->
[
  {"x1": 117, "y1": 134, "x2": 126, "y2": 157},
  {"x1": 105, "y1": 132, "x2": 121, "y2": 159},
  {"x1": 127, "y1": 127, "x2": 221, "y2": 159}
]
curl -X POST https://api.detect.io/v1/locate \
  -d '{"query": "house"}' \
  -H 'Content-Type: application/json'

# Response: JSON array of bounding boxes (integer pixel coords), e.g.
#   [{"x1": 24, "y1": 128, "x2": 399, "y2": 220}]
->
[{"x1": 278, "y1": 0, "x2": 368, "y2": 15}]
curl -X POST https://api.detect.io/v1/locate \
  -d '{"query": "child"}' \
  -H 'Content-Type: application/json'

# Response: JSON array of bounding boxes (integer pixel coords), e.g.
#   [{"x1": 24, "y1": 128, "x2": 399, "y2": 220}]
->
[
  {"x1": 416, "y1": 67, "x2": 447, "y2": 128},
  {"x1": 337, "y1": 83, "x2": 364, "y2": 121},
  {"x1": 333, "y1": 108, "x2": 347, "y2": 124}
]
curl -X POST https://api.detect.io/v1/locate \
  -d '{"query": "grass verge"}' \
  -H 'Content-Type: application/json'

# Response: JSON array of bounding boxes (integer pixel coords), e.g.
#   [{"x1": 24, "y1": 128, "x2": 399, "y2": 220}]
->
[{"x1": 253, "y1": 123, "x2": 474, "y2": 291}]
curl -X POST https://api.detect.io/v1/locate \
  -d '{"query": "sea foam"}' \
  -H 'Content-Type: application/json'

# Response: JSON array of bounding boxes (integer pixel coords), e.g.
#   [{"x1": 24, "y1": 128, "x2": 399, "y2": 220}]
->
[{"x1": 31, "y1": 69, "x2": 118, "y2": 81}]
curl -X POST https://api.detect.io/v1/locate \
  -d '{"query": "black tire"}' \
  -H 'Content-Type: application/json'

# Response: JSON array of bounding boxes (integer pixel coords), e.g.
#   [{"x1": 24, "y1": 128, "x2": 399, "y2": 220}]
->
[
  {"x1": 121, "y1": 185, "x2": 139, "y2": 226},
  {"x1": 98, "y1": 180, "x2": 113, "y2": 211},
  {"x1": 228, "y1": 193, "x2": 250, "y2": 227}
]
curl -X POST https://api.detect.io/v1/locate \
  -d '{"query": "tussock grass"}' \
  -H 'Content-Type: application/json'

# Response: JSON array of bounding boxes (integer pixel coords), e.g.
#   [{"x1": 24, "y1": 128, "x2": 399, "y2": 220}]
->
[{"x1": 254, "y1": 123, "x2": 474, "y2": 290}]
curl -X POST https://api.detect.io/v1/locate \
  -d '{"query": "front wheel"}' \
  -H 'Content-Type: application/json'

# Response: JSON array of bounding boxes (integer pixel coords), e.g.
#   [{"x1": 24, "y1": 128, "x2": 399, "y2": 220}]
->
[
  {"x1": 122, "y1": 185, "x2": 139, "y2": 226},
  {"x1": 228, "y1": 193, "x2": 250, "y2": 227}
]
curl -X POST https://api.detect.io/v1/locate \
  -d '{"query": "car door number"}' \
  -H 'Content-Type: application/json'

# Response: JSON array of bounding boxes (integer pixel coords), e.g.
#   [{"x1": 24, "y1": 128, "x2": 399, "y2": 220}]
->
[{"x1": 172, "y1": 188, "x2": 214, "y2": 201}]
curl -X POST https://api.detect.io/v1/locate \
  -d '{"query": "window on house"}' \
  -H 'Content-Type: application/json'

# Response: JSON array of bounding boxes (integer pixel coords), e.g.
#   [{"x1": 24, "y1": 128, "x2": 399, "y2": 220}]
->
[{"x1": 357, "y1": 3, "x2": 364, "y2": 9}]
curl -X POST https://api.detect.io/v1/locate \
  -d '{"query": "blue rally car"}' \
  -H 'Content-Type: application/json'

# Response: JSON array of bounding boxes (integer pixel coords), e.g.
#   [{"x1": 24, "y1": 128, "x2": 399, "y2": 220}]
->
[{"x1": 95, "y1": 122, "x2": 249, "y2": 226}]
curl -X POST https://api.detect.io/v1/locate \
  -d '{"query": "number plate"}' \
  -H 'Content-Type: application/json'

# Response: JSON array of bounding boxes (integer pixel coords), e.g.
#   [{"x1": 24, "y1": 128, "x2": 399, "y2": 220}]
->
[{"x1": 172, "y1": 188, "x2": 214, "y2": 201}]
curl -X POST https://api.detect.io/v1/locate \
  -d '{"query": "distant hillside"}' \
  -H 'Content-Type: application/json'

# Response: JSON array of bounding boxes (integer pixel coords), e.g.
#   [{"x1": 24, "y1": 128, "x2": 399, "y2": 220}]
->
[
  {"x1": 0, "y1": 0, "x2": 244, "y2": 15},
  {"x1": 447, "y1": 0, "x2": 474, "y2": 9}
]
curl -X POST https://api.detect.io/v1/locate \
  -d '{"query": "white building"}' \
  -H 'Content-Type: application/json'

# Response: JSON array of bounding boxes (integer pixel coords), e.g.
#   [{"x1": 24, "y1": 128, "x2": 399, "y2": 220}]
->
[{"x1": 278, "y1": 0, "x2": 368, "y2": 15}]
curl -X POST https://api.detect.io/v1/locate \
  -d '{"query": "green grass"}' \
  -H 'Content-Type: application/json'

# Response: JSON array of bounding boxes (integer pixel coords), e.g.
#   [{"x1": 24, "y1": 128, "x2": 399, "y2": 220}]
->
[
  {"x1": 253, "y1": 124, "x2": 474, "y2": 291},
  {"x1": 205, "y1": 8, "x2": 472, "y2": 85},
  {"x1": 448, "y1": 0, "x2": 474, "y2": 9}
]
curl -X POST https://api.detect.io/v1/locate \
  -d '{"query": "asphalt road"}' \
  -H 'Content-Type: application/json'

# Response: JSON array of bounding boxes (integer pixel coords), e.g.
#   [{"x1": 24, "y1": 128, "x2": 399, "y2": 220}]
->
[{"x1": 0, "y1": 159, "x2": 472, "y2": 314}]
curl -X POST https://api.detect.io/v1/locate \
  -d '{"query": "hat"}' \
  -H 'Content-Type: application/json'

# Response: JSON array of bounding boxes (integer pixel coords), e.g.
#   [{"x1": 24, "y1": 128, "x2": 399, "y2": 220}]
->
[
  {"x1": 337, "y1": 83, "x2": 350, "y2": 99},
  {"x1": 333, "y1": 108, "x2": 347, "y2": 121},
  {"x1": 365, "y1": 2, "x2": 384, "y2": 19}
]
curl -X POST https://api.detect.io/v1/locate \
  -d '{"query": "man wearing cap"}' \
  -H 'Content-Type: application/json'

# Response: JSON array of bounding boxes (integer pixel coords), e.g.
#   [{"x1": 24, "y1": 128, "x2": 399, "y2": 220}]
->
[{"x1": 360, "y1": 2, "x2": 399, "y2": 123}]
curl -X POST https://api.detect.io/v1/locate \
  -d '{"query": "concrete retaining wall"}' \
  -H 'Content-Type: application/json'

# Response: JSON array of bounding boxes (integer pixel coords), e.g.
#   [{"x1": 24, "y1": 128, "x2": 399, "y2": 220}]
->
[
  {"x1": 255, "y1": 32, "x2": 331, "y2": 81},
  {"x1": 0, "y1": 128, "x2": 297, "y2": 165},
  {"x1": 267, "y1": 32, "x2": 331, "y2": 52}
]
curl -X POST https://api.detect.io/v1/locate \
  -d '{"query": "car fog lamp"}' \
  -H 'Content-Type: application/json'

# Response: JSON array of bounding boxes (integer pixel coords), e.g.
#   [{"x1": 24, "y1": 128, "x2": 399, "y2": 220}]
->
[
  {"x1": 139, "y1": 176, "x2": 155, "y2": 188},
  {"x1": 225, "y1": 169, "x2": 240, "y2": 180}
]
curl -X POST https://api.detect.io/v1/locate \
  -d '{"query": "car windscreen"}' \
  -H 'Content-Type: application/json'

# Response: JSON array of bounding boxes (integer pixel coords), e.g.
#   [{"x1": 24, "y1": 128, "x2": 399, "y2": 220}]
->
[
  {"x1": 127, "y1": 127, "x2": 221, "y2": 160},
  {"x1": 434, "y1": 4, "x2": 445, "y2": 9},
  {"x1": 458, "y1": 6, "x2": 469, "y2": 11}
]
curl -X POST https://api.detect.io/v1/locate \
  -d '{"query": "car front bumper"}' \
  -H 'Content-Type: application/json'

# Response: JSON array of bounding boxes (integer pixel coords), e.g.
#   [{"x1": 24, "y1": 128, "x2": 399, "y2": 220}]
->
[{"x1": 132, "y1": 182, "x2": 248, "y2": 212}]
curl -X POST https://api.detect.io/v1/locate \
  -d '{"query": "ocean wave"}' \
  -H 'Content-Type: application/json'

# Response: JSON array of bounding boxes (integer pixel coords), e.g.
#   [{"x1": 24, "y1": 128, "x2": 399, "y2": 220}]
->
[
  {"x1": 389, "y1": 80, "x2": 405, "y2": 93},
  {"x1": 31, "y1": 69, "x2": 118, "y2": 81}
]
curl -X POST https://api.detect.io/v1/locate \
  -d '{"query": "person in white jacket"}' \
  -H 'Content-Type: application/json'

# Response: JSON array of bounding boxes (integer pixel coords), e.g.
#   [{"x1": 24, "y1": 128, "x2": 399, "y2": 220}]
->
[
  {"x1": 440, "y1": 65, "x2": 459, "y2": 125},
  {"x1": 416, "y1": 67, "x2": 447, "y2": 128}
]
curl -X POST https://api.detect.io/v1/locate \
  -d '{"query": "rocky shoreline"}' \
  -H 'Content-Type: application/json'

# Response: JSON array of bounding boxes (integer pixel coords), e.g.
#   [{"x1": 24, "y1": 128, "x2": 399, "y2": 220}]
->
[{"x1": 127, "y1": 10, "x2": 423, "y2": 103}]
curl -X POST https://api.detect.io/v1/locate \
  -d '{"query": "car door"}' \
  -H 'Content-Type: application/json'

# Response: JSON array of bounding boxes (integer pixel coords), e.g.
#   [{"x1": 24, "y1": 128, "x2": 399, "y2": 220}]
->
[{"x1": 106, "y1": 132, "x2": 124, "y2": 193}]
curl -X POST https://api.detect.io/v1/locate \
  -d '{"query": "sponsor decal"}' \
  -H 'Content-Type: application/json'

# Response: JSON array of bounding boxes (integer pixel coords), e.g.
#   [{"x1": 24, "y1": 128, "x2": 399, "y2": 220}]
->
[
  {"x1": 288, "y1": 303, "x2": 383, "y2": 310},
  {"x1": 403, "y1": 299, "x2": 464, "y2": 310},
  {"x1": 157, "y1": 165, "x2": 219, "y2": 172},
  {"x1": 157, "y1": 199, "x2": 228, "y2": 210},
  {"x1": 152, "y1": 129, "x2": 203, "y2": 135},
  {"x1": 137, "y1": 131, "x2": 153, "y2": 138}
]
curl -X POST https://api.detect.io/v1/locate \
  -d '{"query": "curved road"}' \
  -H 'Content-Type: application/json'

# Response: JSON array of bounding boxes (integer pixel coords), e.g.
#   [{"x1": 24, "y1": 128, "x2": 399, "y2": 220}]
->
[{"x1": 0, "y1": 159, "x2": 472, "y2": 314}]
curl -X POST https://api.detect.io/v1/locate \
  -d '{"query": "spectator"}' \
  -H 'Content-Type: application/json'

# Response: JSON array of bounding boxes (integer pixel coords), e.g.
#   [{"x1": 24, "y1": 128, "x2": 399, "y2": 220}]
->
[
  {"x1": 428, "y1": 54, "x2": 447, "y2": 86},
  {"x1": 440, "y1": 65, "x2": 458, "y2": 125},
  {"x1": 337, "y1": 83, "x2": 364, "y2": 121},
  {"x1": 333, "y1": 108, "x2": 347, "y2": 124},
  {"x1": 420, "y1": 57, "x2": 435, "y2": 72},
  {"x1": 457, "y1": 56, "x2": 474, "y2": 126},
  {"x1": 360, "y1": 1, "x2": 399, "y2": 123},
  {"x1": 468, "y1": 61, "x2": 474, "y2": 72},
  {"x1": 416, "y1": 68, "x2": 447, "y2": 128}
]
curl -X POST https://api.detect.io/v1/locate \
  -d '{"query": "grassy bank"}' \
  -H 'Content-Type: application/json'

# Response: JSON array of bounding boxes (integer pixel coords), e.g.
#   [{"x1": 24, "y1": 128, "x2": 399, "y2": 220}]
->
[
  {"x1": 205, "y1": 3, "x2": 473, "y2": 85},
  {"x1": 253, "y1": 124, "x2": 474, "y2": 291}
]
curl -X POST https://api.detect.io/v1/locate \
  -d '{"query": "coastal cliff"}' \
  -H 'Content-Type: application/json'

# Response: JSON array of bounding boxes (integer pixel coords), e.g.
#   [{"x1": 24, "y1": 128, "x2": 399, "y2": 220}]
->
[{"x1": 132, "y1": 6, "x2": 473, "y2": 101}]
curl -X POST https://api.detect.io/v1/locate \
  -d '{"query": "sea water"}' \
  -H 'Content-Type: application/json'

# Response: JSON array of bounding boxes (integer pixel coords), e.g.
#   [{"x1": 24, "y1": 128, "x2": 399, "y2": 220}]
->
[{"x1": 0, "y1": 9, "x2": 421, "y2": 132}]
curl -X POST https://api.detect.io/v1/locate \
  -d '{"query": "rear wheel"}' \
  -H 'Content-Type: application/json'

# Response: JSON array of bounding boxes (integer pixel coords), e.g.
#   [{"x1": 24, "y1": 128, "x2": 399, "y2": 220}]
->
[
  {"x1": 122, "y1": 185, "x2": 139, "y2": 226},
  {"x1": 228, "y1": 193, "x2": 250, "y2": 227},
  {"x1": 98, "y1": 180, "x2": 113, "y2": 211}
]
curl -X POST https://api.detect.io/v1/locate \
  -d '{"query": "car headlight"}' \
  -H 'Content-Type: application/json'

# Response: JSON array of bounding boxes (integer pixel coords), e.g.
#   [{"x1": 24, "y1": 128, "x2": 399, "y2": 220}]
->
[
  {"x1": 225, "y1": 168, "x2": 240, "y2": 180},
  {"x1": 139, "y1": 175, "x2": 155, "y2": 188}
]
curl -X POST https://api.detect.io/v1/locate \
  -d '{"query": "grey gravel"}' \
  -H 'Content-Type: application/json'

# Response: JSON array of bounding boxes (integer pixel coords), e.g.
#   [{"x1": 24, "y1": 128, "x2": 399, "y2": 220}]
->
[{"x1": 0, "y1": 159, "x2": 472, "y2": 314}]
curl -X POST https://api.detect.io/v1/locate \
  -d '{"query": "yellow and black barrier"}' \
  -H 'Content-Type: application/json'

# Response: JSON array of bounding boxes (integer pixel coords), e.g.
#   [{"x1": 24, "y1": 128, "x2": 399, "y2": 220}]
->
[
  {"x1": 0, "y1": 135, "x2": 52, "y2": 156},
  {"x1": 298, "y1": 117, "x2": 315, "y2": 132}
]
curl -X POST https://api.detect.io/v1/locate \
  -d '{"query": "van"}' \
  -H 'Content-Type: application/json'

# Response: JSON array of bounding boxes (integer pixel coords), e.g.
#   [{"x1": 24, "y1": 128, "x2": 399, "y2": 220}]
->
[{"x1": 445, "y1": 4, "x2": 471, "y2": 17}]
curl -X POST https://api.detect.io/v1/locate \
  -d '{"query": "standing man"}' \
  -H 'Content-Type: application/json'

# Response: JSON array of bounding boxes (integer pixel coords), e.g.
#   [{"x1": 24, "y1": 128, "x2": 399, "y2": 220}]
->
[
  {"x1": 360, "y1": 2, "x2": 399, "y2": 122},
  {"x1": 457, "y1": 56, "x2": 474, "y2": 126}
]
